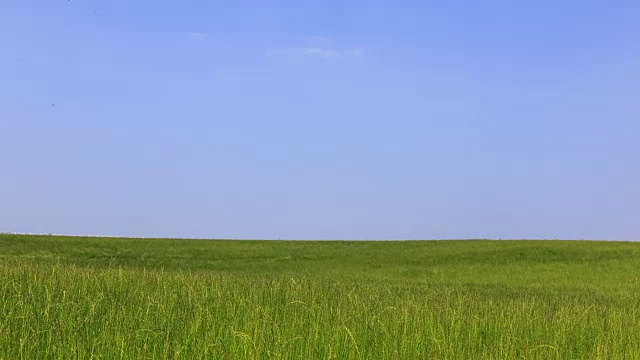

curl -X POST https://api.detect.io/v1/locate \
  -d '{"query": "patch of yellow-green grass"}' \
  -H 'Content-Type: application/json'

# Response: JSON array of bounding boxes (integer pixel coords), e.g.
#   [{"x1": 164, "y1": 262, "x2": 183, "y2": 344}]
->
[{"x1": 1, "y1": 234, "x2": 639, "y2": 359}]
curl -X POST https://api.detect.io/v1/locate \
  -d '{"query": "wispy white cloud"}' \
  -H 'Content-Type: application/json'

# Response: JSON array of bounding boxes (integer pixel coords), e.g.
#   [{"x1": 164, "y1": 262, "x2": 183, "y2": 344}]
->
[
  {"x1": 308, "y1": 35, "x2": 332, "y2": 45},
  {"x1": 186, "y1": 32, "x2": 208, "y2": 40},
  {"x1": 344, "y1": 47, "x2": 364, "y2": 57},
  {"x1": 267, "y1": 35, "x2": 363, "y2": 62},
  {"x1": 267, "y1": 45, "x2": 364, "y2": 62}
]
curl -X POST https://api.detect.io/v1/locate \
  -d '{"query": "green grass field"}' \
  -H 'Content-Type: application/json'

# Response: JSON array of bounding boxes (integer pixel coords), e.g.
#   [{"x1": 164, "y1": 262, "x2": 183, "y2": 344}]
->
[{"x1": 1, "y1": 234, "x2": 639, "y2": 359}]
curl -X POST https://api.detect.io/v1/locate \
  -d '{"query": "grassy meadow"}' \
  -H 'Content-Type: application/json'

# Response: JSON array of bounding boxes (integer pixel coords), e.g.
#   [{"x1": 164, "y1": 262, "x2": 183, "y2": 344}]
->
[{"x1": 1, "y1": 234, "x2": 640, "y2": 359}]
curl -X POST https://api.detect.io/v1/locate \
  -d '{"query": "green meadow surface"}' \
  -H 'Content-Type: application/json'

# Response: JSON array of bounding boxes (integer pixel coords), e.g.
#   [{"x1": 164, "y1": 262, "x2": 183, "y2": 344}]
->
[{"x1": 1, "y1": 234, "x2": 640, "y2": 359}]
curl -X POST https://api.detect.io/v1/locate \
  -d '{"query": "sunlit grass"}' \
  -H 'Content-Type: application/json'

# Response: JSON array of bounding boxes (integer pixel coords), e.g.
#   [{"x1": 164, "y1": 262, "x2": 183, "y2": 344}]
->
[{"x1": 1, "y1": 234, "x2": 639, "y2": 358}]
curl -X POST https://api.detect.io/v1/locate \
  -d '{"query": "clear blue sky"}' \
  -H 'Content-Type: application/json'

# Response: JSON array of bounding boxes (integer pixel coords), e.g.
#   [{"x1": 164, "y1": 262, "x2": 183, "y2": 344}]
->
[{"x1": 2, "y1": 1, "x2": 639, "y2": 240}]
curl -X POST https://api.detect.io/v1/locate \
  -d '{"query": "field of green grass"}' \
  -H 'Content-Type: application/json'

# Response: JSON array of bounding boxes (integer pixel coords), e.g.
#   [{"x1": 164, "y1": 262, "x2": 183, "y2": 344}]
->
[{"x1": 1, "y1": 234, "x2": 639, "y2": 359}]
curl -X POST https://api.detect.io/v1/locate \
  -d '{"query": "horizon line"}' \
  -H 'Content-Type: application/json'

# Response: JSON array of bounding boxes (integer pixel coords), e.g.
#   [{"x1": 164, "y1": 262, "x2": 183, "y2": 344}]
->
[{"x1": 0, "y1": 232, "x2": 635, "y2": 242}]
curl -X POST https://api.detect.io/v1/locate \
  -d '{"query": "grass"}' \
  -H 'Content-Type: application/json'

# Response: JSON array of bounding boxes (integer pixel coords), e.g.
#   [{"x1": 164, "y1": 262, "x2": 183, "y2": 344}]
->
[{"x1": 1, "y1": 234, "x2": 640, "y2": 359}]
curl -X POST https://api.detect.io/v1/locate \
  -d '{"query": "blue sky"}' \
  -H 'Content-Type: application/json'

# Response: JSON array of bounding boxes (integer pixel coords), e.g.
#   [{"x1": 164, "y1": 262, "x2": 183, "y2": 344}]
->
[{"x1": 1, "y1": 1, "x2": 639, "y2": 240}]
